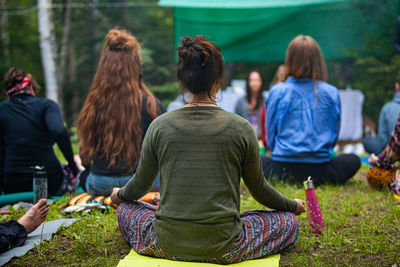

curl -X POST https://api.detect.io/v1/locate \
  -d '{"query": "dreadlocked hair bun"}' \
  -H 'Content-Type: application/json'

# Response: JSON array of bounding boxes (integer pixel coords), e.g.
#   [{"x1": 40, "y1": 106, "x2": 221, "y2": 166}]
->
[
  {"x1": 176, "y1": 36, "x2": 224, "y2": 95},
  {"x1": 178, "y1": 36, "x2": 210, "y2": 67}
]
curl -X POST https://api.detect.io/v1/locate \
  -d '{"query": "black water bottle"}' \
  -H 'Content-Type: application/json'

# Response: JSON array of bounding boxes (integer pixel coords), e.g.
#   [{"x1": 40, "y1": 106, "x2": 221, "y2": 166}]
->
[{"x1": 32, "y1": 166, "x2": 47, "y2": 203}]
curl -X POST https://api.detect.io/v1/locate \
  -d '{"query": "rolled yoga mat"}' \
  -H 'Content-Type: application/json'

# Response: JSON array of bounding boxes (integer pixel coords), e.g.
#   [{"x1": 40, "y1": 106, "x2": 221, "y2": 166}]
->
[
  {"x1": 0, "y1": 187, "x2": 85, "y2": 206},
  {"x1": 0, "y1": 192, "x2": 34, "y2": 206}
]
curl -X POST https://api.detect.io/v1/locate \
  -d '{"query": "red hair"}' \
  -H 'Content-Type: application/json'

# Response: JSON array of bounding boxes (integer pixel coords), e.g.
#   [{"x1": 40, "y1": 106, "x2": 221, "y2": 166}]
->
[{"x1": 77, "y1": 28, "x2": 157, "y2": 170}]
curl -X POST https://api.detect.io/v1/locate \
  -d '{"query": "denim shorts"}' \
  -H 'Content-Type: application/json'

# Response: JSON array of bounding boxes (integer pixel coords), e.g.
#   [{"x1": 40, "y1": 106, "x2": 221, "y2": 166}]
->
[{"x1": 86, "y1": 172, "x2": 132, "y2": 196}]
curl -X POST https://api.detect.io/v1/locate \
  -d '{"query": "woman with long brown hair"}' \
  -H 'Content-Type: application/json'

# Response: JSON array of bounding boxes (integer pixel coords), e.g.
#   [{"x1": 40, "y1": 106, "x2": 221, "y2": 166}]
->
[
  {"x1": 262, "y1": 35, "x2": 360, "y2": 186},
  {"x1": 234, "y1": 70, "x2": 265, "y2": 140},
  {"x1": 77, "y1": 28, "x2": 164, "y2": 196},
  {"x1": 110, "y1": 36, "x2": 305, "y2": 264}
]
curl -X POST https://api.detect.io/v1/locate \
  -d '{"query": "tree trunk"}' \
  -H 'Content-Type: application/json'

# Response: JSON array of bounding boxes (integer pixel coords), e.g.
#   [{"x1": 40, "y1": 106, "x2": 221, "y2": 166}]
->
[
  {"x1": 89, "y1": 0, "x2": 101, "y2": 74},
  {"x1": 38, "y1": 0, "x2": 59, "y2": 104},
  {"x1": 58, "y1": 0, "x2": 72, "y2": 95},
  {"x1": 68, "y1": 48, "x2": 80, "y2": 126},
  {"x1": 0, "y1": 0, "x2": 10, "y2": 66}
]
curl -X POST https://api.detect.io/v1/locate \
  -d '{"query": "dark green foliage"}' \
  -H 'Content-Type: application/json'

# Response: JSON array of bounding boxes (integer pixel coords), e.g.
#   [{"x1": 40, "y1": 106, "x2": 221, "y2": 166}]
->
[
  {"x1": 350, "y1": 0, "x2": 400, "y2": 122},
  {"x1": 149, "y1": 82, "x2": 180, "y2": 109},
  {"x1": 0, "y1": 0, "x2": 176, "y2": 125},
  {"x1": 0, "y1": 0, "x2": 44, "y2": 101},
  {"x1": 2, "y1": 0, "x2": 400, "y2": 125}
]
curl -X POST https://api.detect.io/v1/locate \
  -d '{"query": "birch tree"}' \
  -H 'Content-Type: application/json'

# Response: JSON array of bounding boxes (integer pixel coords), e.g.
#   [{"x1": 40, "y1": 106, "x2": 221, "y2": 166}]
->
[{"x1": 38, "y1": 0, "x2": 58, "y2": 103}]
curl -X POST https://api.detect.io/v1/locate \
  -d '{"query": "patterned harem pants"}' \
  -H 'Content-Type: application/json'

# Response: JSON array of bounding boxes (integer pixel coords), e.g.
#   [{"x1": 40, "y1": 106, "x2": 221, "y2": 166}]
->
[{"x1": 117, "y1": 200, "x2": 299, "y2": 264}]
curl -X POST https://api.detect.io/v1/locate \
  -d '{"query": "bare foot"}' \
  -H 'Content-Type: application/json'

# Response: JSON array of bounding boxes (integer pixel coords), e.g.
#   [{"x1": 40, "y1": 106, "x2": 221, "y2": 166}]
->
[{"x1": 18, "y1": 199, "x2": 50, "y2": 234}]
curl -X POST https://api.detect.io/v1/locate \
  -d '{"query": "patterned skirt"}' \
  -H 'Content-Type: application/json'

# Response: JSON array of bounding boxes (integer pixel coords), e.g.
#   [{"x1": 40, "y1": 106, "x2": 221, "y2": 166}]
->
[{"x1": 117, "y1": 201, "x2": 299, "y2": 264}]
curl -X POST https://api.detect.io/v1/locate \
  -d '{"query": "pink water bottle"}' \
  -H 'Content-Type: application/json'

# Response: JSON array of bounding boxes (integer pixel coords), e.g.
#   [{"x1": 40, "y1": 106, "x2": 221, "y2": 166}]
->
[{"x1": 304, "y1": 177, "x2": 325, "y2": 234}]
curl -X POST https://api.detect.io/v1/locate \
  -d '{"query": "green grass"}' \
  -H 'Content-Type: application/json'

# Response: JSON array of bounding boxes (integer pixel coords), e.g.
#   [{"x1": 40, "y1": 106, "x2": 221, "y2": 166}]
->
[
  {"x1": 6, "y1": 164, "x2": 400, "y2": 266},
  {"x1": 6, "y1": 198, "x2": 130, "y2": 266}
]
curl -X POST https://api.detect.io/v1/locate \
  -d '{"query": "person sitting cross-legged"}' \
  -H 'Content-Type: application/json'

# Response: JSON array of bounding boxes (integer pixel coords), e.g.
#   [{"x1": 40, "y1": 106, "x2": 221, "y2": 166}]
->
[
  {"x1": 110, "y1": 36, "x2": 305, "y2": 264},
  {"x1": 0, "y1": 68, "x2": 79, "y2": 195},
  {"x1": 262, "y1": 35, "x2": 361, "y2": 186}
]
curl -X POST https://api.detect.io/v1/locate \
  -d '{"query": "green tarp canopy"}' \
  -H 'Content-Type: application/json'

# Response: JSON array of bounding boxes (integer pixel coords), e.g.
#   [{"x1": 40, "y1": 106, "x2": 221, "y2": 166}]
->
[{"x1": 159, "y1": 0, "x2": 364, "y2": 62}]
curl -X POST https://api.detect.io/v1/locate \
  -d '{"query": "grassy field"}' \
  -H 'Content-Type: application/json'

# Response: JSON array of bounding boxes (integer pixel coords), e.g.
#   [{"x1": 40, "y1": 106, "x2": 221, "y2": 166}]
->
[{"x1": 5, "y1": 164, "x2": 400, "y2": 266}]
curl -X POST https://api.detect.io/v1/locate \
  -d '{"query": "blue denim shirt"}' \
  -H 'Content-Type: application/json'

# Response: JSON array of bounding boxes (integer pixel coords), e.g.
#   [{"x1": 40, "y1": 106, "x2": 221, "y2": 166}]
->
[
  {"x1": 378, "y1": 92, "x2": 400, "y2": 148},
  {"x1": 265, "y1": 76, "x2": 341, "y2": 163}
]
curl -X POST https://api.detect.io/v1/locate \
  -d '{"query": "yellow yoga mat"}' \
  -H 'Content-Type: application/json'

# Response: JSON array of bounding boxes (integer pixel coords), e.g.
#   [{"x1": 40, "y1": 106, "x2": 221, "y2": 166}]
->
[{"x1": 117, "y1": 249, "x2": 280, "y2": 267}]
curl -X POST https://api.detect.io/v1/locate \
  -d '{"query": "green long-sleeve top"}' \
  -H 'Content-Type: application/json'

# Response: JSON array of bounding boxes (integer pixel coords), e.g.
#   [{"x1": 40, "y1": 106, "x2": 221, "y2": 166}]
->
[{"x1": 118, "y1": 106, "x2": 298, "y2": 260}]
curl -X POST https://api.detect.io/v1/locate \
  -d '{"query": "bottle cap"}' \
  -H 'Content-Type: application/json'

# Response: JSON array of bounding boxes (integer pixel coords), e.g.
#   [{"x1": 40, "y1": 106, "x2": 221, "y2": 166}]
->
[
  {"x1": 303, "y1": 176, "x2": 314, "y2": 190},
  {"x1": 31, "y1": 166, "x2": 46, "y2": 178},
  {"x1": 30, "y1": 166, "x2": 45, "y2": 171}
]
